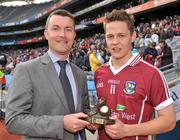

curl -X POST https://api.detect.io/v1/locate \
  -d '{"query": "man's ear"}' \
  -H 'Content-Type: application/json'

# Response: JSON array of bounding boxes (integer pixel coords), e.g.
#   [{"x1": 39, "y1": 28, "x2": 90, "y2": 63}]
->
[
  {"x1": 74, "y1": 31, "x2": 76, "y2": 40},
  {"x1": 44, "y1": 29, "x2": 48, "y2": 40},
  {"x1": 131, "y1": 31, "x2": 137, "y2": 43}
]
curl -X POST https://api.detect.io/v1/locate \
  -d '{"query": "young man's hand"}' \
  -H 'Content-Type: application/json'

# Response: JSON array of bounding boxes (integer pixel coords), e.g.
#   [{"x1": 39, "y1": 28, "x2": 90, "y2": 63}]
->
[{"x1": 105, "y1": 116, "x2": 127, "y2": 139}]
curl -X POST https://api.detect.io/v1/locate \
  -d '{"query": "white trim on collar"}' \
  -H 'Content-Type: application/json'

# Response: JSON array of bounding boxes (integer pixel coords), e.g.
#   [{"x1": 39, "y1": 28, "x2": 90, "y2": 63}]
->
[
  {"x1": 109, "y1": 54, "x2": 141, "y2": 75},
  {"x1": 129, "y1": 54, "x2": 142, "y2": 66}
]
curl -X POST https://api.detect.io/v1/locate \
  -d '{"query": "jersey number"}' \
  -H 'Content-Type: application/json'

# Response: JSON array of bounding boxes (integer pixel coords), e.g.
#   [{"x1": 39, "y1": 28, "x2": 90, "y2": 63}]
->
[{"x1": 110, "y1": 85, "x2": 116, "y2": 94}]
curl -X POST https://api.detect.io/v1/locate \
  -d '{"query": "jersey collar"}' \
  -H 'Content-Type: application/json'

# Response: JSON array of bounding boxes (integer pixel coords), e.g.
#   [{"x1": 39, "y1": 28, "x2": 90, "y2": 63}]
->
[{"x1": 109, "y1": 53, "x2": 141, "y2": 75}]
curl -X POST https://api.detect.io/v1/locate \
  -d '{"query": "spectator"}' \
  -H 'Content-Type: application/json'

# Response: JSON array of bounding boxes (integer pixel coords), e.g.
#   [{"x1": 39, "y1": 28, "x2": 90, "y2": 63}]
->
[
  {"x1": 73, "y1": 50, "x2": 84, "y2": 69},
  {"x1": 83, "y1": 50, "x2": 91, "y2": 71},
  {"x1": 134, "y1": 32, "x2": 144, "y2": 55},
  {"x1": 144, "y1": 42, "x2": 159, "y2": 66},
  {"x1": 159, "y1": 40, "x2": 173, "y2": 70},
  {"x1": 89, "y1": 47, "x2": 101, "y2": 72}
]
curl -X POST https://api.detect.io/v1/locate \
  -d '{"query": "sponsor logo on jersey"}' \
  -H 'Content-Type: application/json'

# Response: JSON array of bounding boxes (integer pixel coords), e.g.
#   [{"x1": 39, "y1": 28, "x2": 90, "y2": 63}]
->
[
  {"x1": 111, "y1": 110, "x2": 136, "y2": 121},
  {"x1": 111, "y1": 110, "x2": 120, "y2": 118},
  {"x1": 96, "y1": 82, "x2": 104, "y2": 88},
  {"x1": 123, "y1": 81, "x2": 136, "y2": 94},
  {"x1": 116, "y1": 104, "x2": 126, "y2": 111},
  {"x1": 121, "y1": 112, "x2": 136, "y2": 120}
]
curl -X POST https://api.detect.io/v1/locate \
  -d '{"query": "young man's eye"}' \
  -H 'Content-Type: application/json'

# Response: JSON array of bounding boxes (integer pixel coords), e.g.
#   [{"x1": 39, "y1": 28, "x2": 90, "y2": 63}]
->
[
  {"x1": 118, "y1": 34, "x2": 126, "y2": 38},
  {"x1": 107, "y1": 35, "x2": 113, "y2": 39}
]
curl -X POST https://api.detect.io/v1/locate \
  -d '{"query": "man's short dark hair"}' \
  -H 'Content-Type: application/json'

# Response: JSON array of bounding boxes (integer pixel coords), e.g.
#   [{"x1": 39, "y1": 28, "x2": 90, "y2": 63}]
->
[{"x1": 45, "y1": 9, "x2": 75, "y2": 29}]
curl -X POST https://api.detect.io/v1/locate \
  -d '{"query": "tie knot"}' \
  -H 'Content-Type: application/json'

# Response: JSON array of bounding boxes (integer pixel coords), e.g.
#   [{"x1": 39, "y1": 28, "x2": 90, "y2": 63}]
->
[{"x1": 57, "y1": 60, "x2": 68, "y2": 69}]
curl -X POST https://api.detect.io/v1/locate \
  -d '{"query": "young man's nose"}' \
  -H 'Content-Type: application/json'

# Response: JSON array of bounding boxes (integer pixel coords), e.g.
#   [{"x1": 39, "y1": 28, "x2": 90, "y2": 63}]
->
[{"x1": 112, "y1": 36, "x2": 119, "y2": 44}]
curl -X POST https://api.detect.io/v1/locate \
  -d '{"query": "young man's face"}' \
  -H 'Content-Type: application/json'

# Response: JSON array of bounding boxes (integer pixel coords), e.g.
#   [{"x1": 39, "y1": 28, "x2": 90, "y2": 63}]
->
[
  {"x1": 105, "y1": 21, "x2": 136, "y2": 62},
  {"x1": 44, "y1": 15, "x2": 76, "y2": 58}
]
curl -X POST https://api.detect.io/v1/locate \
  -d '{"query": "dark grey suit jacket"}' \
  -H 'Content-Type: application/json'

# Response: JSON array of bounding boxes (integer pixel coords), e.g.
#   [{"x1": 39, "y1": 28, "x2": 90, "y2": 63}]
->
[{"x1": 5, "y1": 53, "x2": 90, "y2": 140}]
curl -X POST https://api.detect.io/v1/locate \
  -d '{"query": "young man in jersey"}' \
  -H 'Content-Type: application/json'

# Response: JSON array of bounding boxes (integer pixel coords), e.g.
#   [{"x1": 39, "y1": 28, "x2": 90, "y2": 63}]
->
[{"x1": 94, "y1": 9, "x2": 176, "y2": 140}]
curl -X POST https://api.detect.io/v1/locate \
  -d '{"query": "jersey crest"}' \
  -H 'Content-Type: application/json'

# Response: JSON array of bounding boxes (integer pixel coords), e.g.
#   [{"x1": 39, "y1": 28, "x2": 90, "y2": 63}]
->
[{"x1": 123, "y1": 81, "x2": 136, "y2": 94}]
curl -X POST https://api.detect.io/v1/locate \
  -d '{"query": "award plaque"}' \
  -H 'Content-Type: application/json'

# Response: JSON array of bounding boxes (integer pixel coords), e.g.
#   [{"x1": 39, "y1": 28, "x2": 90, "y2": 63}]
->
[{"x1": 83, "y1": 98, "x2": 115, "y2": 125}]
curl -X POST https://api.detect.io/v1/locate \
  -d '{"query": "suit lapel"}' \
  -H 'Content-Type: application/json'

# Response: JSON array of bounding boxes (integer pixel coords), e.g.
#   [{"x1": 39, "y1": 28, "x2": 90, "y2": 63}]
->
[
  {"x1": 41, "y1": 53, "x2": 69, "y2": 112},
  {"x1": 70, "y1": 63, "x2": 82, "y2": 112}
]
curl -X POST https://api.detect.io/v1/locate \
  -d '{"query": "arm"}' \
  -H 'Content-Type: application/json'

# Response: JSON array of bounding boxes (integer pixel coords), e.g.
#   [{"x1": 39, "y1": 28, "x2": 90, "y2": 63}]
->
[{"x1": 105, "y1": 104, "x2": 176, "y2": 139}]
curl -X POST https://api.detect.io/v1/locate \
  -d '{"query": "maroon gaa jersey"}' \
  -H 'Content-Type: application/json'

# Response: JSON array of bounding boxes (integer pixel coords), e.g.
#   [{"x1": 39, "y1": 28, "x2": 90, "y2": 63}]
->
[{"x1": 94, "y1": 54, "x2": 173, "y2": 140}]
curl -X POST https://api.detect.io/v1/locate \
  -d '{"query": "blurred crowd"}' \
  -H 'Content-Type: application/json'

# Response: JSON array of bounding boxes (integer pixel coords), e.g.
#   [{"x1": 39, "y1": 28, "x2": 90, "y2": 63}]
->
[
  {"x1": 78, "y1": 0, "x2": 153, "y2": 25},
  {"x1": 1, "y1": 14, "x2": 179, "y2": 75}
]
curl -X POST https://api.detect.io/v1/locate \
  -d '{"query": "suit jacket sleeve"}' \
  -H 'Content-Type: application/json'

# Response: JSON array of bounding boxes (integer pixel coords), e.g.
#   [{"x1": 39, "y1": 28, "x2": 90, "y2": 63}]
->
[{"x1": 5, "y1": 63, "x2": 64, "y2": 139}]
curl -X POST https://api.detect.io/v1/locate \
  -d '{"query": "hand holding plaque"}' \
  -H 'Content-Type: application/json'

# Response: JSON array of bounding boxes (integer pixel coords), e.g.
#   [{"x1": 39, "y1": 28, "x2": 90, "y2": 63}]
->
[{"x1": 83, "y1": 98, "x2": 115, "y2": 125}]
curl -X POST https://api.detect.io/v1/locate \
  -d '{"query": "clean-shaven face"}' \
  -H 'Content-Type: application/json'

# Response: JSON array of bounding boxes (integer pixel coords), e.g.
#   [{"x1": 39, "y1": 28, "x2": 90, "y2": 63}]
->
[
  {"x1": 105, "y1": 21, "x2": 136, "y2": 63},
  {"x1": 44, "y1": 15, "x2": 76, "y2": 58}
]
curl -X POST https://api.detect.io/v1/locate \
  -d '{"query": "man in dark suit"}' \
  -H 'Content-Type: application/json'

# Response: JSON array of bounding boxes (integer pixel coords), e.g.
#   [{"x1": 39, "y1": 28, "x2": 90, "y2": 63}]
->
[{"x1": 5, "y1": 9, "x2": 90, "y2": 140}]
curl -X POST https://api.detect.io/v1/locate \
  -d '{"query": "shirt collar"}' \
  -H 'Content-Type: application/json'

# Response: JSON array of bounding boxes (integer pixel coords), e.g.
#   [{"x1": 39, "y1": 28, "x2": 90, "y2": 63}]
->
[
  {"x1": 108, "y1": 53, "x2": 141, "y2": 67},
  {"x1": 108, "y1": 53, "x2": 141, "y2": 75},
  {"x1": 128, "y1": 53, "x2": 142, "y2": 66},
  {"x1": 47, "y1": 50, "x2": 70, "y2": 64}
]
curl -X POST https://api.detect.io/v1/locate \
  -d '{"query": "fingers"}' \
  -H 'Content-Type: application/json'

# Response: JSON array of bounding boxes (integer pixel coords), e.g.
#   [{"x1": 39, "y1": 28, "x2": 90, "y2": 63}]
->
[
  {"x1": 76, "y1": 118, "x2": 90, "y2": 126},
  {"x1": 87, "y1": 124, "x2": 100, "y2": 130},
  {"x1": 73, "y1": 112, "x2": 90, "y2": 125},
  {"x1": 64, "y1": 113, "x2": 90, "y2": 133},
  {"x1": 73, "y1": 112, "x2": 88, "y2": 118},
  {"x1": 109, "y1": 115, "x2": 118, "y2": 120},
  {"x1": 104, "y1": 117, "x2": 125, "y2": 139},
  {"x1": 108, "y1": 115, "x2": 120, "y2": 125}
]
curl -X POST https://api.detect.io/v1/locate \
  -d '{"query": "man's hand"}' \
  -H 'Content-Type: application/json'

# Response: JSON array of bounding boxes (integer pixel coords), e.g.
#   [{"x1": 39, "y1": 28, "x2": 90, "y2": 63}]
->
[
  {"x1": 105, "y1": 116, "x2": 127, "y2": 139},
  {"x1": 64, "y1": 112, "x2": 90, "y2": 133}
]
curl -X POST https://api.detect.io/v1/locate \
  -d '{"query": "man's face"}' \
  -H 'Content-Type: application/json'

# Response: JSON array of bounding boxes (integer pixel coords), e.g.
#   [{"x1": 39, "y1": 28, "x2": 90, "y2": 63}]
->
[
  {"x1": 44, "y1": 15, "x2": 76, "y2": 58},
  {"x1": 105, "y1": 21, "x2": 136, "y2": 62}
]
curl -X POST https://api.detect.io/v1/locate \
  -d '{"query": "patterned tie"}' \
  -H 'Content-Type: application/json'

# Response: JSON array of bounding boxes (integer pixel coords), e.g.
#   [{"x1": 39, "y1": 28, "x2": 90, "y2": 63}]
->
[{"x1": 58, "y1": 61, "x2": 75, "y2": 113}]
